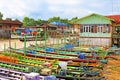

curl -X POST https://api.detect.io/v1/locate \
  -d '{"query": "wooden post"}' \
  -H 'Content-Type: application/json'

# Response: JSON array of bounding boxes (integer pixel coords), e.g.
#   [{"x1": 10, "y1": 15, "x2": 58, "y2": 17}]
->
[
  {"x1": 110, "y1": 24, "x2": 113, "y2": 47},
  {"x1": 14, "y1": 42, "x2": 16, "y2": 50},
  {"x1": 24, "y1": 34, "x2": 26, "y2": 58},
  {"x1": 4, "y1": 44, "x2": 6, "y2": 52}
]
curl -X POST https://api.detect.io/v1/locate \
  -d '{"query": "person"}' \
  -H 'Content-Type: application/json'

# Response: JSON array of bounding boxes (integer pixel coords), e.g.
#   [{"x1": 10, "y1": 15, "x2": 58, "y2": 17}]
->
[
  {"x1": 92, "y1": 52, "x2": 97, "y2": 59},
  {"x1": 58, "y1": 61, "x2": 67, "y2": 76}
]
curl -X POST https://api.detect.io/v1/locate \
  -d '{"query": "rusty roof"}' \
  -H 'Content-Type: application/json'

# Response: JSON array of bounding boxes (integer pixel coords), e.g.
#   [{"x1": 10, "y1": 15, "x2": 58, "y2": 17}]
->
[
  {"x1": 106, "y1": 15, "x2": 120, "y2": 24},
  {"x1": 0, "y1": 20, "x2": 22, "y2": 25}
]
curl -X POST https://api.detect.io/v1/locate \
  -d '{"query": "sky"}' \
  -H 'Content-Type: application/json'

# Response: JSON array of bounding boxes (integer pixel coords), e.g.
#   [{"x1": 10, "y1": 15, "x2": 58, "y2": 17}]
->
[{"x1": 0, "y1": 0, "x2": 120, "y2": 21}]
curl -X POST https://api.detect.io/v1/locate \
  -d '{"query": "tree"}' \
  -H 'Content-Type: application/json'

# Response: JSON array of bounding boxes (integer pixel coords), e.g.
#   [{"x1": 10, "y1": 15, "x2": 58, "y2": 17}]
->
[
  {"x1": 0, "y1": 12, "x2": 3, "y2": 20},
  {"x1": 70, "y1": 17, "x2": 78, "y2": 21},
  {"x1": 15, "y1": 18, "x2": 19, "y2": 21},
  {"x1": 60, "y1": 18, "x2": 68, "y2": 24},
  {"x1": 28, "y1": 18, "x2": 36, "y2": 26},
  {"x1": 48, "y1": 16, "x2": 60, "y2": 22},
  {"x1": 23, "y1": 17, "x2": 30, "y2": 26},
  {"x1": 36, "y1": 19, "x2": 42, "y2": 25},
  {"x1": 23, "y1": 17, "x2": 37, "y2": 26},
  {"x1": 6, "y1": 18, "x2": 12, "y2": 21}
]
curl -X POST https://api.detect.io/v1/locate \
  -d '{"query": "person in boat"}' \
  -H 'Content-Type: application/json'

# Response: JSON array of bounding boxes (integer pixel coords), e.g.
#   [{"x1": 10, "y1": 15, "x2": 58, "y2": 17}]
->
[
  {"x1": 92, "y1": 52, "x2": 97, "y2": 59},
  {"x1": 58, "y1": 61, "x2": 67, "y2": 76}
]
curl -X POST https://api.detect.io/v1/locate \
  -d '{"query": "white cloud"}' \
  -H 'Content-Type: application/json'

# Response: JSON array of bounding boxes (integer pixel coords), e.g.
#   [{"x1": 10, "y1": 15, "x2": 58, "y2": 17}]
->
[
  {"x1": 0, "y1": 0, "x2": 27, "y2": 19},
  {"x1": 0, "y1": 0, "x2": 116, "y2": 20},
  {"x1": 0, "y1": 0, "x2": 44, "y2": 19},
  {"x1": 47, "y1": 0, "x2": 83, "y2": 5}
]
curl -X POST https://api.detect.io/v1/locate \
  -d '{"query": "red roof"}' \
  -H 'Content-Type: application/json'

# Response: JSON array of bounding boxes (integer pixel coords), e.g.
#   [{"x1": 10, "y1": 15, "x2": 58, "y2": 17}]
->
[
  {"x1": 106, "y1": 15, "x2": 120, "y2": 24},
  {"x1": 0, "y1": 20, "x2": 22, "y2": 25}
]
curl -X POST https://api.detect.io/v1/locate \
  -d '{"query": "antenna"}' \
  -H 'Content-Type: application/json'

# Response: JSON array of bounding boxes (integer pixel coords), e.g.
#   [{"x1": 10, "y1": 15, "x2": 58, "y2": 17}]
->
[{"x1": 112, "y1": 0, "x2": 120, "y2": 14}]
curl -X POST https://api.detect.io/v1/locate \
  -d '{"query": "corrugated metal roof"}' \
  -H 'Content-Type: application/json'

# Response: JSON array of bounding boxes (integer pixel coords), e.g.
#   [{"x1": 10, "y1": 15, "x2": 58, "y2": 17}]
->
[
  {"x1": 106, "y1": 15, "x2": 120, "y2": 25},
  {"x1": 0, "y1": 20, "x2": 22, "y2": 25},
  {"x1": 76, "y1": 13, "x2": 113, "y2": 24}
]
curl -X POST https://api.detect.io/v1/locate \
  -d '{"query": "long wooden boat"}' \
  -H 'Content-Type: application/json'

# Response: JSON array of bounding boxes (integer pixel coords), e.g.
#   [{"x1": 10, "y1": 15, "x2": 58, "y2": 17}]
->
[
  {"x1": 0, "y1": 52, "x2": 105, "y2": 79},
  {"x1": 26, "y1": 44, "x2": 108, "y2": 55},
  {"x1": 9, "y1": 47, "x2": 112, "y2": 60},
  {"x1": 28, "y1": 44, "x2": 96, "y2": 53},
  {"x1": 9, "y1": 49, "x2": 98, "y2": 63},
  {"x1": 0, "y1": 51, "x2": 99, "y2": 68},
  {"x1": 10, "y1": 47, "x2": 104, "y2": 59},
  {"x1": 0, "y1": 61, "x2": 105, "y2": 80}
]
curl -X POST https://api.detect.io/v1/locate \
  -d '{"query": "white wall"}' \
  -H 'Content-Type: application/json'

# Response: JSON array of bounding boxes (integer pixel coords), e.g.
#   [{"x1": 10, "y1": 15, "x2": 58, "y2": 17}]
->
[{"x1": 79, "y1": 38, "x2": 111, "y2": 47}]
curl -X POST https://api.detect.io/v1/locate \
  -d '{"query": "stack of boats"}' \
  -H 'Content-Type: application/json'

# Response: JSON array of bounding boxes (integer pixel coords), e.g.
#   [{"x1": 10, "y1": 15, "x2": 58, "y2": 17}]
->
[{"x1": 0, "y1": 42, "x2": 120, "y2": 80}]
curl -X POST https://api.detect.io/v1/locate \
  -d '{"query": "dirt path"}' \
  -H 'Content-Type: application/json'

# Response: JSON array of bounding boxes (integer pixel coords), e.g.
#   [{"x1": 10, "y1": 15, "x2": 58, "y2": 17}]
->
[
  {"x1": 0, "y1": 39, "x2": 42, "y2": 51},
  {"x1": 103, "y1": 55, "x2": 120, "y2": 80},
  {"x1": 0, "y1": 38, "x2": 63, "y2": 51}
]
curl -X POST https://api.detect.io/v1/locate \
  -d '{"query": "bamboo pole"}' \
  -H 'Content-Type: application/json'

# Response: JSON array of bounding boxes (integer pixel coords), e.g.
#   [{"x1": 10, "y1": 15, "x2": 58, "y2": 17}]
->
[
  {"x1": 44, "y1": 24, "x2": 47, "y2": 60},
  {"x1": 24, "y1": 34, "x2": 26, "y2": 58},
  {"x1": 35, "y1": 34, "x2": 38, "y2": 46},
  {"x1": 4, "y1": 44, "x2": 6, "y2": 52},
  {"x1": 14, "y1": 42, "x2": 16, "y2": 50}
]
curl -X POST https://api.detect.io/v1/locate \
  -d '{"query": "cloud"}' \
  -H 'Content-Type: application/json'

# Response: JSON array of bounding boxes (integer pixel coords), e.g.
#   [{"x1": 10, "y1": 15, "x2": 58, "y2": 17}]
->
[
  {"x1": 0, "y1": 0, "x2": 45, "y2": 19},
  {"x1": 0, "y1": 0, "x2": 117, "y2": 20},
  {"x1": 46, "y1": 0, "x2": 83, "y2": 6}
]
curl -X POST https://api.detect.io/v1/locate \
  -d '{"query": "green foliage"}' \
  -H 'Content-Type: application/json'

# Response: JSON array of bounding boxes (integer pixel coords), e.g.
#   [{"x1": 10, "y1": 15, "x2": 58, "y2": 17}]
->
[
  {"x1": 22, "y1": 17, "x2": 37, "y2": 26},
  {"x1": 48, "y1": 16, "x2": 69, "y2": 25},
  {"x1": 48, "y1": 16, "x2": 60, "y2": 22},
  {"x1": 22, "y1": 17, "x2": 30, "y2": 26},
  {"x1": 6, "y1": 18, "x2": 12, "y2": 21},
  {"x1": 0, "y1": 12, "x2": 3, "y2": 20},
  {"x1": 23, "y1": 17, "x2": 48, "y2": 26},
  {"x1": 70, "y1": 17, "x2": 78, "y2": 21},
  {"x1": 60, "y1": 18, "x2": 68, "y2": 24},
  {"x1": 69, "y1": 17, "x2": 78, "y2": 24},
  {"x1": 117, "y1": 26, "x2": 120, "y2": 31},
  {"x1": 97, "y1": 49, "x2": 107, "y2": 57},
  {"x1": 41, "y1": 20, "x2": 48, "y2": 24},
  {"x1": 36, "y1": 19, "x2": 42, "y2": 25},
  {"x1": 15, "y1": 18, "x2": 19, "y2": 21}
]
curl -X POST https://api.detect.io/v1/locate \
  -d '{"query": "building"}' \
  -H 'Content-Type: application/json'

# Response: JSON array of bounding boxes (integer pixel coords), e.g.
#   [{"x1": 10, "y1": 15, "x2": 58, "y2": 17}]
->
[
  {"x1": 0, "y1": 20, "x2": 22, "y2": 38},
  {"x1": 39, "y1": 23, "x2": 58, "y2": 38},
  {"x1": 72, "y1": 13, "x2": 120, "y2": 48},
  {"x1": 106, "y1": 15, "x2": 120, "y2": 47}
]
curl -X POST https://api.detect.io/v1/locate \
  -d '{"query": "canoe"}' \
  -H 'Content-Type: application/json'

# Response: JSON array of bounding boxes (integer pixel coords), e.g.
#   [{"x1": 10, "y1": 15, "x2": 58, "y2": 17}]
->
[
  {"x1": 9, "y1": 49, "x2": 98, "y2": 63},
  {"x1": 9, "y1": 47, "x2": 111, "y2": 59},
  {"x1": 0, "y1": 58, "x2": 105, "y2": 80},
  {"x1": 28, "y1": 44, "x2": 95, "y2": 53}
]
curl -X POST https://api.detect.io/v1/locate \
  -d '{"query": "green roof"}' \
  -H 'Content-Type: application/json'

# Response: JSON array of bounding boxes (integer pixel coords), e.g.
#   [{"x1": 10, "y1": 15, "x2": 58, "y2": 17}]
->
[{"x1": 73, "y1": 13, "x2": 114, "y2": 24}]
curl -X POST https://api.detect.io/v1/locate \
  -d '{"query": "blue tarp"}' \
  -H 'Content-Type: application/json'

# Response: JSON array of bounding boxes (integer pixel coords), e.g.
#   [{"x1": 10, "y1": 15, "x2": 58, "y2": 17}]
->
[
  {"x1": 78, "y1": 53, "x2": 85, "y2": 59},
  {"x1": 60, "y1": 44, "x2": 75, "y2": 50},
  {"x1": 60, "y1": 40, "x2": 80, "y2": 50},
  {"x1": 50, "y1": 21, "x2": 67, "y2": 26},
  {"x1": 24, "y1": 28, "x2": 32, "y2": 33},
  {"x1": 26, "y1": 50, "x2": 36, "y2": 54},
  {"x1": 45, "y1": 48, "x2": 55, "y2": 52}
]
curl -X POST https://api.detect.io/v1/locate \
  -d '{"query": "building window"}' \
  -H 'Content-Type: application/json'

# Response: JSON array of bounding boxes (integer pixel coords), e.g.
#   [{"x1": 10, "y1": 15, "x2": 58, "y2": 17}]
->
[
  {"x1": 97, "y1": 24, "x2": 109, "y2": 33},
  {"x1": 81, "y1": 24, "x2": 109, "y2": 33},
  {"x1": 97, "y1": 25, "x2": 103, "y2": 33},
  {"x1": 81, "y1": 25, "x2": 92, "y2": 33}
]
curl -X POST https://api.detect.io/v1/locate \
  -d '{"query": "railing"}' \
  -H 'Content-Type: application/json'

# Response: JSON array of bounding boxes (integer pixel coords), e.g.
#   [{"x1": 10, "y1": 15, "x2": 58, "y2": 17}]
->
[{"x1": 80, "y1": 33, "x2": 111, "y2": 37}]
